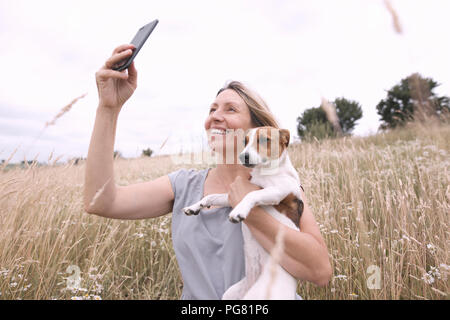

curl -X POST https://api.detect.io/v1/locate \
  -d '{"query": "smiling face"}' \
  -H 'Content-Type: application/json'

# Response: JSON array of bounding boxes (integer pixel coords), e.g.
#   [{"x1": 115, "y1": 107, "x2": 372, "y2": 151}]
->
[
  {"x1": 205, "y1": 89, "x2": 254, "y2": 133},
  {"x1": 204, "y1": 89, "x2": 255, "y2": 158}
]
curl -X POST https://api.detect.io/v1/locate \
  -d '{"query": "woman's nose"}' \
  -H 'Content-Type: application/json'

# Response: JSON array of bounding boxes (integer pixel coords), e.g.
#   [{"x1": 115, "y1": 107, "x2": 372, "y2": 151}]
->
[{"x1": 210, "y1": 109, "x2": 225, "y2": 121}]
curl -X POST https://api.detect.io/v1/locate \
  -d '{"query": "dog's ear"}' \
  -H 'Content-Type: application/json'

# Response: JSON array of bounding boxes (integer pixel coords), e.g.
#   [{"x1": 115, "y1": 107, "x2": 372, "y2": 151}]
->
[{"x1": 280, "y1": 129, "x2": 290, "y2": 147}]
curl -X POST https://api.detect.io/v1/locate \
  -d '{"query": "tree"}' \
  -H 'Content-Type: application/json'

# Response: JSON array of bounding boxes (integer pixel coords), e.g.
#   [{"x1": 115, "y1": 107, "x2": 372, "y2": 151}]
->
[
  {"x1": 297, "y1": 107, "x2": 334, "y2": 140},
  {"x1": 376, "y1": 73, "x2": 450, "y2": 130},
  {"x1": 334, "y1": 98, "x2": 363, "y2": 134},
  {"x1": 113, "y1": 150, "x2": 123, "y2": 159},
  {"x1": 142, "y1": 148, "x2": 153, "y2": 157},
  {"x1": 297, "y1": 98, "x2": 363, "y2": 140}
]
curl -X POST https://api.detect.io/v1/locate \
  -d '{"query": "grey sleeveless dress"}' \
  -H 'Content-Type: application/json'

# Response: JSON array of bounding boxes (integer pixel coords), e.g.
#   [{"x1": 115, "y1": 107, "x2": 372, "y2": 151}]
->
[
  {"x1": 168, "y1": 168, "x2": 245, "y2": 300},
  {"x1": 167, "y1": 167, "x2": 303, "y2": 300}
]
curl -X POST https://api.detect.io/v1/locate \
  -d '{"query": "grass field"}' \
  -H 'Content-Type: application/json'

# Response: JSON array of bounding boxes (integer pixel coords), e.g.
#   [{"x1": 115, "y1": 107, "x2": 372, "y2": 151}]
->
[{"x1": 0, "y1": 121, "x2": 448, "y2": 300}]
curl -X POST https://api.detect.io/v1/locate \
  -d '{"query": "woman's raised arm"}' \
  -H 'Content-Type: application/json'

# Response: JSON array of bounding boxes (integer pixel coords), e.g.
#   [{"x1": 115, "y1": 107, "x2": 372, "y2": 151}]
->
[{"x1": 84, "y1": 44, "x2": 174, "y2": 219}]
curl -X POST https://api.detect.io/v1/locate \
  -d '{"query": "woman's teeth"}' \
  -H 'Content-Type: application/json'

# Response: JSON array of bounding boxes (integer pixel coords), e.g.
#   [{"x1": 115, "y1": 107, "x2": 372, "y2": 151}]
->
[{"x1": 211, "y1": 129, "x2": 226, "y2": 135}]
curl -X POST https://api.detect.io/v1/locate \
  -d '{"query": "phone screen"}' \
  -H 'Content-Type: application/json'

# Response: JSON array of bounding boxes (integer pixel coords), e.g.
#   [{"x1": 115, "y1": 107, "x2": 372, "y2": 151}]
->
[{"x1": 113, "y1": 19, "x2": 159, "y2": 71}]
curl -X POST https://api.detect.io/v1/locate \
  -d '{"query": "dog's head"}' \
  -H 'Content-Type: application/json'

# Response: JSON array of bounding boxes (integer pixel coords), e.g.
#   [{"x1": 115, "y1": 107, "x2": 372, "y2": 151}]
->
[{"x1": 238, "y1": 127, "x2": 290, "y2": 168}]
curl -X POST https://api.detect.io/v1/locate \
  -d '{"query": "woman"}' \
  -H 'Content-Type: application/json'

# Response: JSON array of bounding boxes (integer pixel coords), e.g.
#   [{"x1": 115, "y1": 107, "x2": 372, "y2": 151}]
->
[{"x1": 84, "y1": 44, "x2": 332, "y2": 299}]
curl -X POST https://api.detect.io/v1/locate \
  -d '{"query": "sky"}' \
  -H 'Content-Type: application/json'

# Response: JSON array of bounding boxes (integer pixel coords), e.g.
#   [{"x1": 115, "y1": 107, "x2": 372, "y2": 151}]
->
[{"x1": 1, "y1": 0, "x2": 449, "y2": 163}]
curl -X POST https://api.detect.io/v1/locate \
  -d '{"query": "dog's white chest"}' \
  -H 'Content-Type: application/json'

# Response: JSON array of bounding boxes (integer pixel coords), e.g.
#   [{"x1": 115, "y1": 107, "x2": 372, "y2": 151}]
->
[{"x1": 232, "y1": 205, "x2": 298, "y2": 300}]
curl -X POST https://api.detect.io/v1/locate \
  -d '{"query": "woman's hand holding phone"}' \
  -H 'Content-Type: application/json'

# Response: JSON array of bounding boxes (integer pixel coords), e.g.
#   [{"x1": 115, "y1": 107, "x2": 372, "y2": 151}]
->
[{"x1": 95, "y1": 44, "x2": 138, "y2": 112}]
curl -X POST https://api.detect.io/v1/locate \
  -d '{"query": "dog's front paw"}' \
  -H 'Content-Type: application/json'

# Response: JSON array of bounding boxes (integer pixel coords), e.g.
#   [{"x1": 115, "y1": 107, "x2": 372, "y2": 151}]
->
[
  {"x1": 229, "y1": 213, "x2": 244, "y2": 223},
  {"x1": 183, "y1": 202, "x2": 211, "y2": 216},
  {"x1": 183, "y1": 204, "x2": 201, "y2": 216},
  {"x1": 183, "y1": 207, "x2": 199, "y2": 216},
  {"x1": 228, "y1": 207, "x2": 250, "y2": 223}
]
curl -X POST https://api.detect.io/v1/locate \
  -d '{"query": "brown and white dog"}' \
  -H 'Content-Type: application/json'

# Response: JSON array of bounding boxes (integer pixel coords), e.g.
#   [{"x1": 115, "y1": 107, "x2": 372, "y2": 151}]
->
[{"x1": 183, "y1": 127, "x2": 303, "y2": 299}]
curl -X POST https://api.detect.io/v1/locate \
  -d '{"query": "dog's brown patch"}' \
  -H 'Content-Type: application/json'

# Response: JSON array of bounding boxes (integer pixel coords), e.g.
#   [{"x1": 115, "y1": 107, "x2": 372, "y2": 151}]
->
[{"x1": 274, "y1": 192, "x2": 304, "y2": 228}]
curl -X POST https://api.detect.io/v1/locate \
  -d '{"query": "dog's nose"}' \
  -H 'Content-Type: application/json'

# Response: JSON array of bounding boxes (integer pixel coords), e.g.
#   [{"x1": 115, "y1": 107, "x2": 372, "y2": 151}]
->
[{"x1": 239, "y1": 152, "x2": 250, "y2": 165}]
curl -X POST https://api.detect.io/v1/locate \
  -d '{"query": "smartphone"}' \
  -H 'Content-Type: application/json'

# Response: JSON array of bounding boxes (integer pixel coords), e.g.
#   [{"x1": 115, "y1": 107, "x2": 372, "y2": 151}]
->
[{"x1": 113, "y1": 19, "x2": 159, "y2": 71}]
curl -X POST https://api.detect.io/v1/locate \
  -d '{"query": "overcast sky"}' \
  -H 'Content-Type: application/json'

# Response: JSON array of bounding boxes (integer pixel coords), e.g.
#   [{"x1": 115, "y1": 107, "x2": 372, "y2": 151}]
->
[{"x1": 1, "y1": 0, "x2": 449, "y2": 163}]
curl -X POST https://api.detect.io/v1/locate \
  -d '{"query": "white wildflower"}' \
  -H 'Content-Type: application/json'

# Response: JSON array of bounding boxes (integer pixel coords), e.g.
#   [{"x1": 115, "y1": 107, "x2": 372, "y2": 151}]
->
[
  {"x1": 0, "y1": 269, "x2": 10, "y2": 278},
  {"x1": 94, "y1": 283, "x2": 104, "y2": 294},
  {"x1": 158, "y1": 227, "x2": 169, "y2": 234},
  {"x1": 422, "y1": 272, "x2": 435, "y2": 285},
  {"x1": 426, "y1": 243, "x2": 437, "y2": 255},
  {"x1": 429, "y1": 266, "x2": 441, "y2": 280},
  {"x1": 22, "y1": 284, "x2": 32, "y2": 292},
  {"x1": 88, "y1": 267, "x2": 98, "y2": 274}
]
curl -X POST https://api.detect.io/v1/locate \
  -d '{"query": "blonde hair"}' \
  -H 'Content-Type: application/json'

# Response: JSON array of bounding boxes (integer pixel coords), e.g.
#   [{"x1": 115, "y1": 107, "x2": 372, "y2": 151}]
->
[{"x1": 217, "y1": 81, "x2": 280, "y2": 129}]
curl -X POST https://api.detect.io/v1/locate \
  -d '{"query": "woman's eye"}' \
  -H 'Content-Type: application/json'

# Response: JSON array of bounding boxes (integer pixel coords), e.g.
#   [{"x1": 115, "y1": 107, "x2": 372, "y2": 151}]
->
[{"x1": 209, "y1": 108, "x2": 216, "y2": 113}]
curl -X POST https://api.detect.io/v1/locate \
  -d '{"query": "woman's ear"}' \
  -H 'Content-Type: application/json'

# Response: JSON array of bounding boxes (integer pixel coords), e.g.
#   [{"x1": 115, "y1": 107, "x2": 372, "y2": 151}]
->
[{"x1": 280, "y1": 129, "x2": 290, "y2": 147}]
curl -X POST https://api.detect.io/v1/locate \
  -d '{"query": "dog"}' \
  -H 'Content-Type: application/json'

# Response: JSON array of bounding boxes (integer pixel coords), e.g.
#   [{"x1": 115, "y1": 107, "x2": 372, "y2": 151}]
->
[{"x1": 182, "y1": 127, "x2": 303, "y2": 299}]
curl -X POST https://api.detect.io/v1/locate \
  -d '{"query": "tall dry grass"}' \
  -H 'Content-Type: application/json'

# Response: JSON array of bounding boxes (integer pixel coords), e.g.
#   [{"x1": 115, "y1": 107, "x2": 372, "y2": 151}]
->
[
  {"x1": 291, "y1": 120, "x2": 449, "y2": 299},
  {"x1": 0, "y1": 121, "x2": 449, "y2": 299}
]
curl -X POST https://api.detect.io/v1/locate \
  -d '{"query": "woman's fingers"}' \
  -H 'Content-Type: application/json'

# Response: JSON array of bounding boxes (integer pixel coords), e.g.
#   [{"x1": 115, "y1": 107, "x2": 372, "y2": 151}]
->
[
  {"x1": 96, "y1": 69, "x2": 128, "y2": 81},
  {"x1": 127, "y1": 61, "x2": 138, "y2": 84},
  {"x1": 95, "y1": 43, "x2": 138, "y2": 84},
  {"x1": 112, "y1": 43, "x2": 135, "y2": 55},
  {"x1": 104, "y1": 49, "x2": 134, "y2": 69}
]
